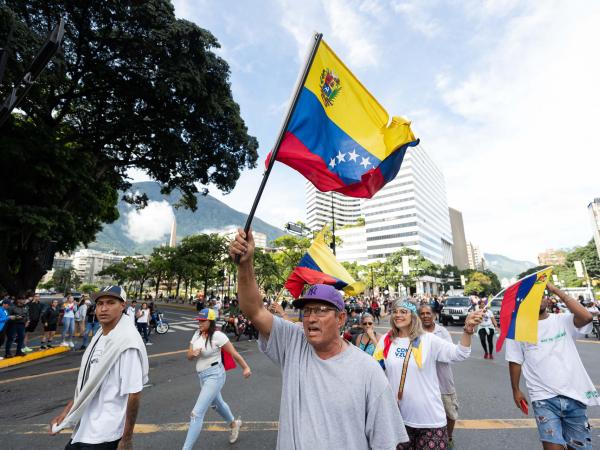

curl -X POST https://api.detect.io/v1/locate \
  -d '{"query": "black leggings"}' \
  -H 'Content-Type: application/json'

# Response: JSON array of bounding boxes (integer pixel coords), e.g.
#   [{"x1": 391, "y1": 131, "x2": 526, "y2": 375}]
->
[{"x1": 478, "y1": 328, "x2": 494, "y2": 354}]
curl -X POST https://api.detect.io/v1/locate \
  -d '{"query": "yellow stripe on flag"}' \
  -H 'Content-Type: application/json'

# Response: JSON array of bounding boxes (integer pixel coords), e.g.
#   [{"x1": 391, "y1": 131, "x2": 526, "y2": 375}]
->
[
  {"x1": 304, "y1": 40, "x2": 416, "y2": 161},
  {"x1": 514, "y1": 268, "x2": 552, "y2": 343},
  {"x1": 307, "y1": 228, "x2": 365, "y2": 296}
]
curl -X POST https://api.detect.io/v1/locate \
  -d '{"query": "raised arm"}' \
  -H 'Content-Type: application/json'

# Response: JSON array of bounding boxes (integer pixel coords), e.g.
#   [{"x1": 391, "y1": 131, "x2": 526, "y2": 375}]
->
[
  {"x1": 229, "y1": 228, "x2": 273, "y2": 338},
  {"x1": 546, "y1": 282, "x2": 593, "y2": 328}
]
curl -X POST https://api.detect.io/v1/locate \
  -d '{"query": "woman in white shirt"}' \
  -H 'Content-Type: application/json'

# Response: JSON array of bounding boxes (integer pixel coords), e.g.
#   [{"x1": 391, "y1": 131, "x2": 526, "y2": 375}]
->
[
  {"x1": 182, "y1": 308, "x2": 251, "y2": 450},
  {"x1": 374, "y1": 300, "x2": 482, "y2": 450},
  {"x1": 477, "y1": 300, "x2": 499, "y2": 359},
  {"x1": 136, "y1": 302, "x2": 151, "y2": 345}
]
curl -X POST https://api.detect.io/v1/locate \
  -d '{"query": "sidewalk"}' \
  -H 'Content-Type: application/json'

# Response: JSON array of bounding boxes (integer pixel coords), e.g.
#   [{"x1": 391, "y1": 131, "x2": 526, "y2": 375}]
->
[{"x1": 0, "y1": 346, "x2": 70, "y2": 369}]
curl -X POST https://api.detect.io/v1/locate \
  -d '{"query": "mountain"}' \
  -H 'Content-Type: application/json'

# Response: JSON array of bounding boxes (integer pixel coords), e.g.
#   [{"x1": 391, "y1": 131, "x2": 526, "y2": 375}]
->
[
  {"x1": 88, "y1": 181, "x2": 285, "y2": 255},
  {"x1": 484, "y1": 253, "x2": 536, "y2": 280}
]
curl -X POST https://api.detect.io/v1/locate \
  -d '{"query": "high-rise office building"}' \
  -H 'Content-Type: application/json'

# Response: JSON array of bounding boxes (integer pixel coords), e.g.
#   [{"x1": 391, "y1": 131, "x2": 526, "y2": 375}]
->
[
  {"x1": 466, "y1": 242, "x2": 485, "y2": 270},
  {"x1": 588, "y1": 198, "x2": 600, "y2": 259},
  {"x1": 449, "y1": 207, "x2": 469, "y2": 270},
  {"x1": 363, "y1": 146, "x2": 453, "y2": 266},
  {"x1": 305, "y1": 182, "x2": 362, "y2": 231}
]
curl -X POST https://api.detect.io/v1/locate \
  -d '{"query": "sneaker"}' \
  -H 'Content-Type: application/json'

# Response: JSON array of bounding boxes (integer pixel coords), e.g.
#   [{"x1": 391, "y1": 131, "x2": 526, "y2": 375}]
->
[
  {"x1": 22, "y1": 346, "x2": 33, "y2": 353},
  {"x1": 40, "y1": 344, "x2": 47, "y2": 350},
  {"x1": 15, "y1": 352, "x2": 26, "y2": 357},
  {"x1": 145, "y1": 342, "x2": 153, "y2": 346},
  {"x1": 61, "y1": 341, "x2": 69, "y2": 347},
  {"x1": 489, "y1": 354, "x2": 494, "y2": 360},
  {"x1": 69, "y1": 341, "x2": 75, "y2": 348},
  {"x1": 5, "y1": 353, "x2": 13, "y2": 358},
  {"x1": 47, "y1": 343, "x2": 54, "y2": 348},
  {"x1": 0, "y1": 356, "x2": 4, "y2": 360},
  {"x1": 229, "y1": 419, "x2": 242, "y2": 444},
  {"x1": 483, "y1": 353, "x2": 488, "y2": 359}
]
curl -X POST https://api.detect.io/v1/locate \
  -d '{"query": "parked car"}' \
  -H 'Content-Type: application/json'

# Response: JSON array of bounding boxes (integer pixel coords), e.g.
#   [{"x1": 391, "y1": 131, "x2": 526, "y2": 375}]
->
[
  {"x1": 488, "y1": 298, "x2": 502, "y2": 324},
  {"x1": 440, "y1": 296, "x2": 472, "y2": 326}
]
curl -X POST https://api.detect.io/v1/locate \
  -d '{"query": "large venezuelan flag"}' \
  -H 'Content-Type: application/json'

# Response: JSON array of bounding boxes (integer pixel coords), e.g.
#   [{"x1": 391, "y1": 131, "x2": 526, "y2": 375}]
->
[
  {"x1": 284, "y1": 228, "x2": 365, "y2": 298},
  {"x1": 268, "y1": 38, "x2": 420, "y2": 198},
  {"x1": 496, "y1": 267, "x2": 553, "y2": 352}
]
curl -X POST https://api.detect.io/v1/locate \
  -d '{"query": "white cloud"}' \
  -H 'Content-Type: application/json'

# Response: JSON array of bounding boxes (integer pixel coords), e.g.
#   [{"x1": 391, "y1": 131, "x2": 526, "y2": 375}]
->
[
  {"x1": 391, "y1": 0, "x2": 443, "y2": 38},
  {"x1": 124, "y1": 201, "x2": 175, "y2": 244},
  {"x1": 428, "y1": 2, "x2": 600, "y2": 260}
]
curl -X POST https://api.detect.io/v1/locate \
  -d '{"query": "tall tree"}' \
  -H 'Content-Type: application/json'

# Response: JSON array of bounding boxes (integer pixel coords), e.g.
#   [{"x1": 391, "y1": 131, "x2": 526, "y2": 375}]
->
[{"x1": 0, "y1": 1, "x2": 258, "y2": 296}]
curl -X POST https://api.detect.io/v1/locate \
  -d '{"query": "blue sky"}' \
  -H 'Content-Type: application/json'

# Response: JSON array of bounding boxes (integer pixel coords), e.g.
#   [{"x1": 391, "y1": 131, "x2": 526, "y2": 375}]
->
[{"x1": 132, "y1": 0, "x2": 600, "y2": 262}]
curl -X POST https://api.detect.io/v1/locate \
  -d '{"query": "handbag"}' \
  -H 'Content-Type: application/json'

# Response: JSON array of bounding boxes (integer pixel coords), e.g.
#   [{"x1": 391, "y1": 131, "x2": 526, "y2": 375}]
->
[{"x1": 221, "y1": 349, "x2": 237, "y2": 371}]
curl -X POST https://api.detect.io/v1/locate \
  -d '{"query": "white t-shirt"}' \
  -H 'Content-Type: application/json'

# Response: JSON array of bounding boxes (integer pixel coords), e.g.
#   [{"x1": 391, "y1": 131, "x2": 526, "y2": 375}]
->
[
  {"x1": 432, "y1": 324, "x2": 456, "y2": 395},
  {"x1": 381, "y1": 332, "x2": 470, "y2": 428},
  {"x1": 478, "y1": 310, "x2": 495, "y2": 331},
  {"x1": 137, "y1": 309, "x2": 150, "y2": 324},
  {"x1": 72, "y1": 336, "x2": 144, "y2": 444},
  {"x1": 505, "y1": 313, "x2": 600, "y2": 405},
  {"x1": 127, "y1": 306, "x2": 136, "y2": 323},
  {"x1": 63, "y1": 302, "x2": 77, "y2": 319},
  {"x1": 190, "y1": 330, "x2": 229, "y2": 372}
]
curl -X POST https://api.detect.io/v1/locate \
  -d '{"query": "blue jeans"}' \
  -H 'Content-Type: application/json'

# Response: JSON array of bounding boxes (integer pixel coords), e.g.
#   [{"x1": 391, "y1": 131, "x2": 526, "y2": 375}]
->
[
  {"x1": 62, "y1": 317, "x2": 75, "y2": 340},
  {"x1": 5, "y1": 322, "x2": 25, "y2": 355},
  {"x1": 182, "y1": 364, "x2": 235, "y2": 450},
  {"x1": 81, "y1": 322, "x2": 100, "y2": 347},
  {"x1": 532, "y1": 395, "x2": 592, "y2": 449}
]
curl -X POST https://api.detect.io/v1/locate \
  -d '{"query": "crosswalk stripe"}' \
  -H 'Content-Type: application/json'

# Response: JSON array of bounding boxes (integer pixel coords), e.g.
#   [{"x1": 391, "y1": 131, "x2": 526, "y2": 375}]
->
[{"x1": 170, "y1": 324, "x2": 196, "y2": 331}]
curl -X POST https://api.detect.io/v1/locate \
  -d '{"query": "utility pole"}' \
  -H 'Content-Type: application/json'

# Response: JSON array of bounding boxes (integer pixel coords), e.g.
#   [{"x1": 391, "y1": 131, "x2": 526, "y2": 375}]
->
[{"x1": 330, "y1": 192, "x2": 336, "y2": 255}]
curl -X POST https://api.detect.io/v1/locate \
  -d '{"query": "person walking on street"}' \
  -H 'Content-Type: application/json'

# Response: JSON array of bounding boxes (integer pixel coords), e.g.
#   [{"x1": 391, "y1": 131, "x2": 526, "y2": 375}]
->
[
  {"x1": 182, "y1": 308, "x2": 251, "y2": 449},
  {"x1": 50, "y1": 285, "x2": 149, "y2": 450},
  {"x1": 80, "y1": 301, "x2": 100, "y2": 351},
  {"x1": 136, "y1": 302, "x2": 151, "y2": 345},
  {"x1": 374, "y1": 300, "x2": 482, "y2": 450},
  {"x1": 477, "y1": 300, "x2": 499, "y2": 359},
  {"x1": 506, "y1": 282, "x2": 597, "y2": 450},
  {"x1": 0, "y1": 299, "x2": 10, "y2": 359},
  {"x1": 23, "y1": 292, "x2": 43, "y2": 352},
  {"x1": 370, "y1": 298, "x2": 381, "y2": 324},
  {"x1": 41, "y1": 299, "x2": 60, "y2": 349},
  {"x1": 230, "y1": 229, "x2": 409, "y2": 450},
  {"x1": 419, "y1": 304, "x2": 460, "y2": 449},
  {"x1": 61, "y1": 295, "x2": 78, "y2": 348},
  {"x1": 353, "y1": 313, "x2": 380, "y2": 356},
  {"x1": 4, "y1": 295, "x2": 29, "y2": 358}
]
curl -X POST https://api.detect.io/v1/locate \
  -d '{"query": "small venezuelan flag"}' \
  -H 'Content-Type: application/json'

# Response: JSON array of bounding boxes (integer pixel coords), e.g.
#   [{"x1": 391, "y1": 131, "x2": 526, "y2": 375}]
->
[
  {"x1": 496, "y1": 267, "x2": 553, "y2": 352},
  {"x1": 284, "y1": 228, "x2": 364, "y2": 298},
  {"x1": 269, "y1": 38, "x2": 419, "y2": 198}
]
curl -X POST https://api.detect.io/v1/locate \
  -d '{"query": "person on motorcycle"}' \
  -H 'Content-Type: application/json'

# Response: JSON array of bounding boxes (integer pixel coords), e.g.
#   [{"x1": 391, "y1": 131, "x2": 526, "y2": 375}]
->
[{"x1": 223, "y1": 300, "x2": 241, "y2": 336}]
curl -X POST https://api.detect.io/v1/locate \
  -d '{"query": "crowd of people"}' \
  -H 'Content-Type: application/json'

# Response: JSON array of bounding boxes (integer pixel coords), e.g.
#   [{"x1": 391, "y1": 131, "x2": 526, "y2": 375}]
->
[{"x1": 1, "y1": 230, "x2": 598, "y2": 449}]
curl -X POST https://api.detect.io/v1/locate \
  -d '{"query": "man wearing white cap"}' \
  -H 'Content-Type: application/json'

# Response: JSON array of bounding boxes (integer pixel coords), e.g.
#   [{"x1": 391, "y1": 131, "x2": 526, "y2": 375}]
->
[{"x1": 50, "y1": 286, "x2": 149, "y2": 450}]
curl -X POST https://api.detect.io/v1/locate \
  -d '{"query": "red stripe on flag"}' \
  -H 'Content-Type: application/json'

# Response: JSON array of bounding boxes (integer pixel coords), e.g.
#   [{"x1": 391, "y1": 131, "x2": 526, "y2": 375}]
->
[
  {"x1": 496, "y1": 282, "x2": 520, "y2": 352},
  {"x1": 284, "y1": 267, "x2": 339, "y2": 298},
  {"x1": 266, "y1": 132, "x2": 388, "y2": 198}
]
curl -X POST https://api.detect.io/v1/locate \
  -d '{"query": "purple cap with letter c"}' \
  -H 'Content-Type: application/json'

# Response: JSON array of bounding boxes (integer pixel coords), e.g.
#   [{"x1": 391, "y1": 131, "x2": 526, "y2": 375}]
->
[{"x1": 292, "y1": 284, "x2": 345, "y2": 311}]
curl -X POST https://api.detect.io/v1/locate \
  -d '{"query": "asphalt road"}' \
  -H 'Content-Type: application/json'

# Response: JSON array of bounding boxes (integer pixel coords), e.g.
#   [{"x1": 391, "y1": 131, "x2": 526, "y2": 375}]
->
[{"x1": 1, "y1": 306, "x2": 600, "y2": 450}]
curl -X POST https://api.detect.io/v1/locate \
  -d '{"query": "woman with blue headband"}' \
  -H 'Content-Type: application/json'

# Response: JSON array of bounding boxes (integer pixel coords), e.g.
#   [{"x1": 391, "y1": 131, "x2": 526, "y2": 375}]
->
[{"x1": 373, "y1": 299, "x2": 483, "y2": 450}]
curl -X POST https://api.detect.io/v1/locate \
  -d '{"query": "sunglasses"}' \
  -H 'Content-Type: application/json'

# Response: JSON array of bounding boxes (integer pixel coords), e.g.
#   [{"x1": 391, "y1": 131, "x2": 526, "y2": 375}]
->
[{"x1": 362, "y1": 322, "x2": 373, "y2": 325}]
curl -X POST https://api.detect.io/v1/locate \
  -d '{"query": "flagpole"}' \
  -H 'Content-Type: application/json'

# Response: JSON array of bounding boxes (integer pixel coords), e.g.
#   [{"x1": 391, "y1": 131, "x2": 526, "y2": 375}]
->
[{"x1": 241, "y1": 32, "x2": 323, "y2": 238}]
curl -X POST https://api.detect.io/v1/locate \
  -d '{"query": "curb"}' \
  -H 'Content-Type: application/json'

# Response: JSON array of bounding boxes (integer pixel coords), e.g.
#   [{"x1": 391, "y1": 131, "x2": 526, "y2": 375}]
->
[{"x1": 0, "y1": 346, "x2": 70, "y2": 369}]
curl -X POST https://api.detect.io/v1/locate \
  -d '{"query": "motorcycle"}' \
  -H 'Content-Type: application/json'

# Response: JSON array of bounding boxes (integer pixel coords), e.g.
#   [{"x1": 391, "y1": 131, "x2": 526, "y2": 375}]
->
[
  {"x1": 149, "y1": 310, "x2": 169, "y2": 335},
  {"x1": 236, "y1": 314, "x2": 258, "y2": 341},
  {"x1": 592, "y1": 318, "x2": 600, "y2": 340}
]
